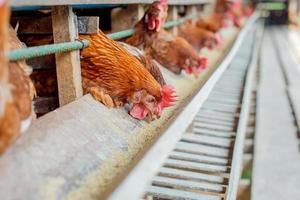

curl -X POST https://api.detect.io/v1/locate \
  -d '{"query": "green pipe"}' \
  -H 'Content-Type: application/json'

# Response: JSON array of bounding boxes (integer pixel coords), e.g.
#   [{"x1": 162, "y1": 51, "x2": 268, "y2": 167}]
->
[
  {"x1": 8, "y1": 40, "x2": 89, "y2": 62},
  {"x1": 8, "y1": 15, "x2": 196, "y2": 61},
  {"x1": 164, "y1": 20, "x2": 184, "y2": 29},
  {"x1": 107, "y1": 15, "x2": 196, "y2": 40},
  {"x1": 107, "y1": 29, "x2": 135, "y2": 40}
]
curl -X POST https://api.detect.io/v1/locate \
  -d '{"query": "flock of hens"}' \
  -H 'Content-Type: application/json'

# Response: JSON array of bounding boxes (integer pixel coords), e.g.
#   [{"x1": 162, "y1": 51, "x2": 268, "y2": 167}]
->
[{"x1": 0, "y1": 0, "x2": 253, "y2": 154}]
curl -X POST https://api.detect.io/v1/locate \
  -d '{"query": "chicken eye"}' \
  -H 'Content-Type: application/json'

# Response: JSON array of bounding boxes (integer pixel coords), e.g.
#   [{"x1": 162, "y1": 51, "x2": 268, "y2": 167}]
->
[{"x1": 148, "y1": 98, "x2": 155, "y2": 103}]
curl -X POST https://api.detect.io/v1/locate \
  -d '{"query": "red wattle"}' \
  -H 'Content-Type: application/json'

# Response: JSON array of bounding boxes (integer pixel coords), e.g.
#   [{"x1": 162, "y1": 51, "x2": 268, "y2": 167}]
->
[
  {"x1": 200, "y1": 57, "x2": 207, "y2": 69},
  {"x1": 155, "y1": 19, "x2": 162, "y2": 31},
  {"x1": 184, "y1": 67, "x2": 194, "y2": 74},
  {"x1": 148, "y1": 18, "x2": 156, "y2": 30},
  {"x1": 130, "y1": 104, "x2": 149, "y2": 120}
]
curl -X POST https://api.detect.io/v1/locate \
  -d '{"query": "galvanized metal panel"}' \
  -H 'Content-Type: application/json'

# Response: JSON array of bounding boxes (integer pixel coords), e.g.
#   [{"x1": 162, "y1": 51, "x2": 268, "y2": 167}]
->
[
  {"x1": 193, "y1": 122, "x2": 235, "y2": 132},
  {"x1": 193, "y1": 128, "x2": 236, "y2": 138},
  {"x1": 181, "y1": 134, "x2": 232, "y2": 148},
  {"x1": 158, "y1": 167, "x2": 225, "y2": 184},
  {"x1": 152, "y1": 176, "x2": 225, "y2": 193},
  {"x1": 164, "y1": 159, "x2": 229, "y2": 173},
  {"x1": 169, "y1": 151, "x2": 229, "y2": 165},
  {"x1": 193, "y1": 118, "x2": 235, "y2": 127},
  {"x1": 147, "y1": 186, "x2": 221, "y2": 200},
  {"x1": 175, "y1": 142, "x2": 230, "y2": 158}
]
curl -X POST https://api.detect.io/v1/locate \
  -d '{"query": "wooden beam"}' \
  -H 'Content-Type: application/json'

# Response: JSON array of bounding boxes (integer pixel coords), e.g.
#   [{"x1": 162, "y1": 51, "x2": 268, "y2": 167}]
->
[
  {"x1": 77, "y1": 16, "x2": 99, "y2": 34},
  {"x1": 12, "y1": 16, "x2": 99, "y2": 34},
  {"x1": 202, "y1": 0, "x2": 215, "y2": 15},
  {"x1": 52, "y1": 6, "x2": 83, "y2": 106},
  {"x1": 111, "y1": 4, "x2": 144, "y2": 32},
  {"x1": 167, "y1": 5, "x2": 178, "y2": 36},
  {"x1": 10, "y1": 0, "x2": 211, "y2": 7}
]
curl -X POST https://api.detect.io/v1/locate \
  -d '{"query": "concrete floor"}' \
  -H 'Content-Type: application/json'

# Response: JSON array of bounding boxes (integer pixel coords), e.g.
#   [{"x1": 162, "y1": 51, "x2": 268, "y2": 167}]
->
[{"x1": 251, "y1": 26, "x2": 300, "y2": 200}]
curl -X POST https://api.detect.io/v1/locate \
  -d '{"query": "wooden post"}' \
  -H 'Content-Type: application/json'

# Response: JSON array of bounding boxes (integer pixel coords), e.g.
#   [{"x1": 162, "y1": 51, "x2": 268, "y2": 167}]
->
[
  {"x1": 186, "y1": 5, "x2": 197, "y2": 25},
  {"x1": 111, "y1": 4, "x2": 144, "y2": 32},
  {"x1": 52, "y1": 6, "x2": 83, "y2": 106},
  {"x1": 203, "y1": 1, "x2": 215, "y2": 16},
  {"x1": 167, "y1": 5, "x2": 178, "y2": 36}
]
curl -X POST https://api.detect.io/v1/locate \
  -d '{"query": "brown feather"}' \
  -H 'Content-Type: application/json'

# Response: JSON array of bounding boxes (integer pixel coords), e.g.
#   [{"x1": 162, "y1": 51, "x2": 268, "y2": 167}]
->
[
  {"x1": 80, "y1": 30, "x2": 162, "y2": 104},
  {"x1": 126, "y1": 1, "x2": 201, "y2": 75},
  {"x1": 179, "y1": 21, "x2": 217, "y2": 51},
  {"x1": 145, "y1": 30, "x2": 201, "y2": 74},
  {"x1": 0, "y1": 0, "x2": 21, "y2": 155},
  {"x1": 118, "y1": 42, "x2": 166, "y2": 86},
  {"x1": 196, "y1": 14, "x2": 224, "y2": 33},
  {"x1": 8, "y1": 27, "x2": 36, "y2": 120}
]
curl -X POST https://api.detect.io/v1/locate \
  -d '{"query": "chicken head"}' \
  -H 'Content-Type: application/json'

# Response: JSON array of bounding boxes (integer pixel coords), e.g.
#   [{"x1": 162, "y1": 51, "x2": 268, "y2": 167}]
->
[
  {"x1": 129, "y1": 85, "x2": 176, "y2": 120},
  {"x1": 145, "y1": 0, "x2": 168, "y2": 32},
  {"x1": 184, "y1": 56, "x2": 207, "y2": 76}
]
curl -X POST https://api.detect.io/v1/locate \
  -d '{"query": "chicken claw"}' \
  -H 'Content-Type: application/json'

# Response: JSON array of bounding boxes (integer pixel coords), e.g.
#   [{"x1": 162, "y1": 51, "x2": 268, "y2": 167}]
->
[{"x1": 89, "y1": 87, "x2": 114, "y2": 108}]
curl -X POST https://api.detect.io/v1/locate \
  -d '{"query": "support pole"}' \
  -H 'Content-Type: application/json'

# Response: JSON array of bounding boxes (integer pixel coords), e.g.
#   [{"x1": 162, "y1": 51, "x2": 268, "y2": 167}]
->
[
  {"x1": 111, "y1": 4, "x2": 144, "y2": 32},
  {"x1": 52, "y1": 5, "x2": 83, "y2": 106},
  {"x1": 186, "y1": 5, "x2": 197, "y2": 25},
  {"x1": 168, "y1": 5, "x2": 178, "y2": 36}
]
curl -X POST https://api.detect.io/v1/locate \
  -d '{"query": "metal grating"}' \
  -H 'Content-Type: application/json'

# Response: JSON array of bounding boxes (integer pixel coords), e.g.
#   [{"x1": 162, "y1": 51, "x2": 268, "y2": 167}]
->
[{"x1": 142, "y1": 24, "x2": 259, "y2": 200}]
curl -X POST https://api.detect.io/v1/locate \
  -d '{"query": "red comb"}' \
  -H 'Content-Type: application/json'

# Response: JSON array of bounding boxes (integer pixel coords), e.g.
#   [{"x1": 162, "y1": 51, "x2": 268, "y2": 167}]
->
[
  {"x1": 155, "y1": 85, "x2": 176, "y2": 117},
  {"x1": 161, "y1": 85, "x2": 177, "y2": 108},
  {"x1": 184, "y1": 57, "x2": 207, "y2": 75},
  {"x1": 184, "y1": 67, "x2": 193, "y2": 74},
  {"x1": 200, "y1": 57, "x2": 207, "y2": 70}
]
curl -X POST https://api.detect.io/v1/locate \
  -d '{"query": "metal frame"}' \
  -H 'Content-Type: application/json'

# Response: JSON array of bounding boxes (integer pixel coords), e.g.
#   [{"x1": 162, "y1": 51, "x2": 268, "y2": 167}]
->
[
  {"x1": 108, "y1": 11, "x2": 260, "y2": 200},
  {"x1": 226, "y1": 18, "x2": 264, "y2": 200}
]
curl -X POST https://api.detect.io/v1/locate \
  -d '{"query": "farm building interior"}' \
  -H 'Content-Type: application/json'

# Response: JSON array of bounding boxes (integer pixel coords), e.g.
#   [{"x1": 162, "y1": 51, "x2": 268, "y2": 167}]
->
[{"x1": 1, "y1": 0, "x2": 300, "y2": 199}]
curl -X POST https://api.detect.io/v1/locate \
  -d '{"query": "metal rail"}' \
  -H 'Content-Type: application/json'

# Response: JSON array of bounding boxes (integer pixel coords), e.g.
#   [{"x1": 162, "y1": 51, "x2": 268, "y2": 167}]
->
[
  {"x1": 108, "y1": 15, "x2": 196, "y2": 40},
  {"x1": 8, "y1": 40, "x2": 89, "y2": 61},
  {"x1": 108, "y1": 11, "x2": 260, "y2": 200},
  {"x1": 226, "y1": 19, "x2": 264, "y2": 200},
  {"x1": 8, "y1": 15, "x2": 196, "y2": 61},
  {"x1": 141, "y1": 19, "x2": 264, "y2": 200}
]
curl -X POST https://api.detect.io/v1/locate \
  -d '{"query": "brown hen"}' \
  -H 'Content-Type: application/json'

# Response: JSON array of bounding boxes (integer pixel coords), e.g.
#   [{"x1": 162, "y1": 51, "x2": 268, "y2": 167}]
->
[
  {"x1": 118, "y1": 42, "x2": 166, "y2": 86},
  {"x1": 8, "y1": 27, "x2": 36, "y2": 122},
  {"x1": 196, "y1": 13, "x2": 225, "y2": 33},
  {"x1": 80, "y1": 30, "x2": 175, "y2": 121},
  {"x1": 126, "y1": 0, "x2": 206, "y2": 76},
  {"x1": 0, "y1": 1, "x2": 35, "y2": 154},
  {"x1": 179, "y1": 20, "x2": 220, "y2": 52},
  {"x1": 0, "y1": 0, "x2": 19, "y2": 154}
]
